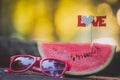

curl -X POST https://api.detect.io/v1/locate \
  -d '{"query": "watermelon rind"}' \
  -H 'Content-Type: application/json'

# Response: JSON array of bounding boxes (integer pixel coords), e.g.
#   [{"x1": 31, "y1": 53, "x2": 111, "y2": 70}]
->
[
  {"x1": 37, "y1": 42, "x2": 45, "y2": 58},
  {"x1": 37, "y1": 42, "x2": 116, "y2": 76}
]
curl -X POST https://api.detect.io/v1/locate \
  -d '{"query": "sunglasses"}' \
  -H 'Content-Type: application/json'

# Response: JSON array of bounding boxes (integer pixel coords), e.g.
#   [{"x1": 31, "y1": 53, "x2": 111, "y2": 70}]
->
[{"x1": 4, "y1": 54, "x2": 71, "y2": 78}]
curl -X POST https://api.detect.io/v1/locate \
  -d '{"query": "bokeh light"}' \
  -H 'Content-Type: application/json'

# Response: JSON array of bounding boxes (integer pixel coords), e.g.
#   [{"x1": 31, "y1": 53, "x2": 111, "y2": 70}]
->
[{"x1": 0, "y1": 0, "x2": 120, "y2": 51}]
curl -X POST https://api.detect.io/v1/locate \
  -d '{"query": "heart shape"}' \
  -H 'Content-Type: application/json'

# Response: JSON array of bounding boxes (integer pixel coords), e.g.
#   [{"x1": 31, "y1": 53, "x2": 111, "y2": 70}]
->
[{"x1": 82, "y1": 16, "x2": 94, "y2": 26}]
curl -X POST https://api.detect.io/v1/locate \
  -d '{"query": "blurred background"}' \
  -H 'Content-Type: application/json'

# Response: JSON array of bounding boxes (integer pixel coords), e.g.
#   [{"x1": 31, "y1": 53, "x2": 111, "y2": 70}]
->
[{"x1": 0, "y1": 0, "x2": 120, "y2": 51}]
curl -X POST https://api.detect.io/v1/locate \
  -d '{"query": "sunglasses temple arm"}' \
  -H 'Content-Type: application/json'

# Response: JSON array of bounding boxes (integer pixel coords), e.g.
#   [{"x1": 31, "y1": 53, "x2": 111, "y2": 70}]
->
[{"x1": 4, "y1": 68, "x2": 12, "y2": 73}]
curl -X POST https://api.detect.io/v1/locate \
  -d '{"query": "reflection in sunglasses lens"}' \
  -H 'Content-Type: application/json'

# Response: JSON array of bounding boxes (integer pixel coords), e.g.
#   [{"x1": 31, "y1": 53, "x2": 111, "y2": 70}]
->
[
  {"x1": 11, "y1": 56, "x2": 34, "y2": 71},
  {"x1": 41, "y1": 59, "x2": 66, "y2": 76}
]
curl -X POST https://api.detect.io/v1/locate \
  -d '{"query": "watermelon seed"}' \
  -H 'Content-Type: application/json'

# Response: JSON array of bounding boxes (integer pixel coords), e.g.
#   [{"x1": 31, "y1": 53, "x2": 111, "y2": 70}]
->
[
  {"x1": 84, "y1": 54, "x2": 87, "y2": 58},
  {"x1": 69, "y1": 52, "x2": 94, "y2": 61},
  {"x1": 85, "y1": 53, "x2": 90, "y2": 57},
  {"x1": 52, "y1": 47, "x2": 57, "y2": 51},
  {"x1": 73, "y1": 57, "x2": 75, "y2": 61},
  {"x1": 78, "y1": 55, "x2": 80, "y2": 60}
]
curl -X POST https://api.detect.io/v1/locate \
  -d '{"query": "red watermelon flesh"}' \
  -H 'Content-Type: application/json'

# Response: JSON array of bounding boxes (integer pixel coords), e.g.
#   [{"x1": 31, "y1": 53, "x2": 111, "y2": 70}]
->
[{"x1": 38, "y1": 42, "x2": 116, "y2": 76}]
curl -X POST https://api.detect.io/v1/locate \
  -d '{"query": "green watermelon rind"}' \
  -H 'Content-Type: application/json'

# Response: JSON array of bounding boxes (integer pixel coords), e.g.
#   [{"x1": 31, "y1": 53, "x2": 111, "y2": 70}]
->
[
  {"x1": 37, "y1": 42, "x2": 44, "y2": 58},
  {"x1": 37, "y1": 42, "x2": 116, "y2": 76}
]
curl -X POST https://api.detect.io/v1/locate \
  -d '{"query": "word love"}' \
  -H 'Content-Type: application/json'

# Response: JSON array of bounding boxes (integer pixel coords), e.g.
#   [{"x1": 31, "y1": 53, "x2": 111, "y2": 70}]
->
[{"x1": 78, "y1": 15, "x2": 106, "y2": 27}]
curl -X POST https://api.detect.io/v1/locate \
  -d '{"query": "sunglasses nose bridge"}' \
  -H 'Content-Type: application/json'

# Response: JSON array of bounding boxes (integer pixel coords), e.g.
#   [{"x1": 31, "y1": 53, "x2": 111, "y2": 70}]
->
[{"x1": 36, "y1": 57, "x2": 42, "y2": 61}]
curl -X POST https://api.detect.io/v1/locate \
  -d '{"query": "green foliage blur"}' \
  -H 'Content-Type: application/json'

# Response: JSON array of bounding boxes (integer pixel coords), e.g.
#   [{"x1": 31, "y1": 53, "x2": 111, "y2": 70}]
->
[{"x1": 0, "y1": 0, "x2": 120, "y2": 50}]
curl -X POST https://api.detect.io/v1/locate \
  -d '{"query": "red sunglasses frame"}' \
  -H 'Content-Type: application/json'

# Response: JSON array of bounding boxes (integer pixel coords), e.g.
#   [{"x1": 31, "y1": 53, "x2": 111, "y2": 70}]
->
[{"x1": 4, "y1": 54, "x2": 71, "y2": 78}]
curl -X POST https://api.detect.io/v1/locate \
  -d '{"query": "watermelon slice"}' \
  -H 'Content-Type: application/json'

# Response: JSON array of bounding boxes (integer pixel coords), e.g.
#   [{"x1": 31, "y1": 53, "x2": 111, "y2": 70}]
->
[{"x1": 38, "y1": 42, "x2": 116, "y2": 76}]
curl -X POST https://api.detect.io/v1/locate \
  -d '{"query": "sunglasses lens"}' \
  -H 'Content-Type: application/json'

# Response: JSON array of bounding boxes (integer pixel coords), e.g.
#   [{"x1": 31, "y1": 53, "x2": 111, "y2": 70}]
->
[
  {"x1": 41, "y1": 59, "x2": 66, "y2": 77},
  {"x1": 11, "y1": 56, "x2": 34, "y2": 71}
]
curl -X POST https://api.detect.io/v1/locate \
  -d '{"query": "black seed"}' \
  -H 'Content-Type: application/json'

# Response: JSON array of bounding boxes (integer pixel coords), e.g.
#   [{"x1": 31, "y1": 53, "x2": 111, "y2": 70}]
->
[
  {"x1": 86, "y1": 53, "x2": 90, "y2": 57},
  {"x1": 84, "y1": 54, "x2": 88, "y2": 58},
  {"x1": 53, "y1": 47, "x2": 57, "y2": 51},
  {"x1": 78, "y1": 55, "x2": 80, "y2": 60},
  {"x1": 73, "y1": 57, "x2": 75, "y2": 61}
]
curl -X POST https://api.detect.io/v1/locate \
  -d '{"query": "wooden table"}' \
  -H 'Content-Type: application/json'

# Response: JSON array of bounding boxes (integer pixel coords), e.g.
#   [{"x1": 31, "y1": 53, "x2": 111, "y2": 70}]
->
[{"x1": 0, "y1": 68, "x2": 120, "y2": 80}]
